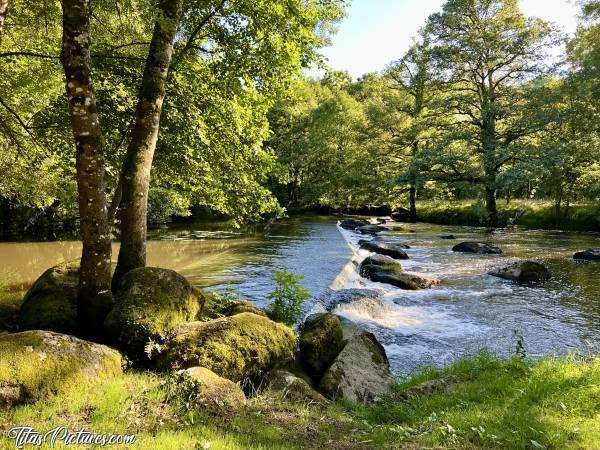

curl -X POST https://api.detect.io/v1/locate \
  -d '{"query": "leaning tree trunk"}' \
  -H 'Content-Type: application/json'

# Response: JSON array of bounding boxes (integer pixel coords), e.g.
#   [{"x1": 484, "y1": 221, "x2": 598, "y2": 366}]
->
[
  {"x1": 0, "y1": 0, "x2": 8, "y2": 46},
  {"x1": 112, "y1": 0, "x2": 183, "y2": 288},
  {"x1": 60, "y1": 0, "x2": 112, "y2": 332}
]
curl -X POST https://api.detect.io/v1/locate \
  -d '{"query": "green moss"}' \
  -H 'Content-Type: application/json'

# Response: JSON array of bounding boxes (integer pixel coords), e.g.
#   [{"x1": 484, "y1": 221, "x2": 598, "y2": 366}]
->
[
  {"x1": 299, "y1": 313, "x2": 344, "y2": 379},
  {"x1": 104, "y1": 267, "x2": 204, "y2": 361},
  {"x1": 203, "y1": 291, "x2": 267, "y2": 320},
  {"x1": 157, "y1": 313, "x2": 296, "y2": 383},
  {"x1": 0, "y1": 330, "x2": 123, "y2": 402},
  {"x1": 17, "y1": 262, "x2": 79, "y2": 334}
]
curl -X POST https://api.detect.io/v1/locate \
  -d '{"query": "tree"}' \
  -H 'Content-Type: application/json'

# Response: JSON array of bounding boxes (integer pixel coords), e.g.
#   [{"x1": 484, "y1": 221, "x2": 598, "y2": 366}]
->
[
  {"x1": 0, "y1": 0, "x2": 8, "y2": 44},
  {"x1": 60, "y1": 0, "x2": 112, "y2": 331},
  {"x1": 112, "y1": 0, "x2": 184, "y2": 286},
  {"x1": 385, "y1": 39, "x2": 435, "y2": 221},
  {"x1": 426, "y1": 0, "x2": 560, "y2": 226}
]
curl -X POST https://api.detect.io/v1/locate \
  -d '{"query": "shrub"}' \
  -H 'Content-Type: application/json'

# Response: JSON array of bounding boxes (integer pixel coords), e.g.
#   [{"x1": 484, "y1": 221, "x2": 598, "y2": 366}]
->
[{"x1": 267, "y1": 269, "x2": 311, "y2": 326}]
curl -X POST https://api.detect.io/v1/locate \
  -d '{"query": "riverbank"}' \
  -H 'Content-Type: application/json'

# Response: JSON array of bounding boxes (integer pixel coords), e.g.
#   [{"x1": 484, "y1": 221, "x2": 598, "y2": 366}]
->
[
  {"x1": 0, "y1": 353, "x2": 598, "y2": 449},
  {"x1": 414, "y1": 200, "x2": 600, "y2": 232}
]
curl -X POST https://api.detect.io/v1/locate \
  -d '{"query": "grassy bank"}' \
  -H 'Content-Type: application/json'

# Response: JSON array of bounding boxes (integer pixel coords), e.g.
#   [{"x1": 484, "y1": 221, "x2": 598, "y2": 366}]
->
[
  {"x1": 0, "y1": 353, "x2": 598, "y2": 449},
  {"x1": 415, "y1": 200, "x2": 600, "y2": 232}
]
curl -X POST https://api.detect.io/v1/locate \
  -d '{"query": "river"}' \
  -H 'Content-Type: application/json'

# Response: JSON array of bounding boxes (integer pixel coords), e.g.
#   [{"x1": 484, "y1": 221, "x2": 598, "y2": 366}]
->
[{"x1": 0, "y1": 216, "x2": 598, "y2": 376}]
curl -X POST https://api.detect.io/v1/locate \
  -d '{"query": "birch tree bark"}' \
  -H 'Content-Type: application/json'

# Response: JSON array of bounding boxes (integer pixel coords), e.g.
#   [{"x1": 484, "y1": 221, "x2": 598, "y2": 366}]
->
[
  {"x1": 60, "y1": 0, "x2": 112, "y2": 331},
  {"x1": 112, "y1": 0, "x2": 183, "y2": 287},
  {"x1": 0, "y1": 0, "x2": 9, "y2": 45}
]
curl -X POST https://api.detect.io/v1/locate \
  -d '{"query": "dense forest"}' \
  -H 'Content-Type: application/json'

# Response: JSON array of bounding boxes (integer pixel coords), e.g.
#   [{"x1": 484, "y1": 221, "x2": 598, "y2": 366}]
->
[{"x1": 1, "y1": 0, "x2": 599, "y2": 237}]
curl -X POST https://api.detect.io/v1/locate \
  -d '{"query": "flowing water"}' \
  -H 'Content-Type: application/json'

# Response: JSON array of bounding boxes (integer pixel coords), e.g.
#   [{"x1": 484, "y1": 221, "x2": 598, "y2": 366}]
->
[{"x1": 0, "y1": 216, "x2": 598, "y2": 376}]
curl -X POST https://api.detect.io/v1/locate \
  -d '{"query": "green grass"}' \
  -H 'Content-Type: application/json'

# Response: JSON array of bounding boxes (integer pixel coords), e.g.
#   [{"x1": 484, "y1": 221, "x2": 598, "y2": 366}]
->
[
  {"x1": 1, "y1": 353, "x2": 598, "y2": 449},
  {"x1": 416, "y1": 200, "x2": 600, "y2": 231}
]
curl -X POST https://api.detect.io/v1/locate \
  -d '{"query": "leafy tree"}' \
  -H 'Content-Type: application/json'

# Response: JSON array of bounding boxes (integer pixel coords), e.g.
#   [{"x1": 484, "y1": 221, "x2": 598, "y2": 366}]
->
[{"x1": 425, "y1": 0, "x2": 560, "y2": 225}]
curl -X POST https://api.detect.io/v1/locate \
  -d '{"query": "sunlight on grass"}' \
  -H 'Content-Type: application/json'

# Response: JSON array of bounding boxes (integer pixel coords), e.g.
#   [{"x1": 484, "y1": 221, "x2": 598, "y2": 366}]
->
[{"x1": 1, "y1": 354, "x2": 598, "y2": 449}]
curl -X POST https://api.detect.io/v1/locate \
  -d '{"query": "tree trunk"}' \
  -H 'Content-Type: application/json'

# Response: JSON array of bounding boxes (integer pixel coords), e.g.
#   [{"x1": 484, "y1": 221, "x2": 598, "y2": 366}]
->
[
  {"x1": 485, "y1": 184, "x2": 498, "y2": 227},
  {"x1": 408, "y1": 141, "x2": 419, "y2": 223},
  {"x1": 60, "y1": 0, "x2": 112, "y2": 332},
  {"x1": 0, "y1": 0, "x2": 8, "y2": 45},
  {"x1": 112, "y1": 0, "x2": 183, "y2": 288}
]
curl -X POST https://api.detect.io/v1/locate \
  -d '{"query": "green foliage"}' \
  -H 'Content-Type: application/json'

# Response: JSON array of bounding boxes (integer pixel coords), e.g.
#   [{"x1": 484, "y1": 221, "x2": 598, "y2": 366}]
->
[
  {"x1": 147, "y1": 187, "x2": 191, "y2": 224},
  {"x1": 267, "y1": 268, "x2": 311, "y2": 326}
]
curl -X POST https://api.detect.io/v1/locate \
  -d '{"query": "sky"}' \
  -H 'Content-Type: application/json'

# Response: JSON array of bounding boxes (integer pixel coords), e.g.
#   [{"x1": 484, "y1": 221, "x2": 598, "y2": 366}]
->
[{"x1": 312, "y1": 0, "x2": 581, "y2": 79}]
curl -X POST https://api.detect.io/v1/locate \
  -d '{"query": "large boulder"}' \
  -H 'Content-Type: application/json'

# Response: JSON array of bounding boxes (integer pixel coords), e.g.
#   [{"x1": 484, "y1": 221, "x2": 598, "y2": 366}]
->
[
  {"x1": 369, "y1": 272, "x2": 439, "y2": 290},
  {"x1": 299, "y1": 313, "x2": 344, "y2": 379},
  {"x1": 203, "y1": 293, "x2": 267, "y2": 320},
  {"x1": 359, "y1": 240, "x2": 409, "y2": 259},
  {"x1": 339, "y1": 219, "x2": 369, "y2": 230},
  {"x1": 356, "y1": 224, "x2": 389, "y2": 235},
  {"x1": 156, "y1": 313, "x2": 296, "y2": 382},
  {"x1": 176, "y1": 366, "x2": 246, "y2": 410},
  {"x1": 262, "y1": 369, "x2": 327, "y2": 404},
  {"x1": 452, "y1": 242, "x2": 502, "y2": 254},
  {"x1": 573, "y1": 248, "x2": 600, "y2": 261},
  {"x1": 0, "y1": 330, "x2": 123, "y2": 407},
  {"x1": 489, "y1": 261, "x2": 551, "y2": 284},
  {"x1": 18, "y1": 262, "x2": 80, "y2": 334},
  {"x1": 104, "y1": 267, "x2": 204, "y2": 361},
  {"x1": 319, "y1": 332, "x2": 394, "y2": 404}
]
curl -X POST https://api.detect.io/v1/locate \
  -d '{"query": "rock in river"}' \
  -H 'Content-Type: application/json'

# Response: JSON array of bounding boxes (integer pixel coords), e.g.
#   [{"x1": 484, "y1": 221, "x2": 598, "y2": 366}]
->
[
  {"x1": 339, "y1": 219, "x2": 369, "y2": 230},
  {"x1": 299, "y1": 313, "x2": 344, "y2": 379},
  {"x1": 359, "y1": 240, "x2": 409, "y2": 259},
  {"x1": 319, "y1": 331, "x2": 394, "y2": 404},
  {"x1": 356, "y1": 224, "x2": 389, "y2": 235},
  {"x1": 452, "y1": 241, "x2": 502, "y2": 254},
  {"x1": 489, "y1": 261, "x2": 551, "y2": 284},
  {"x1": 359, "y1": 255, "x2": 402, "y2": 278},
  {"x1": 359, "y1": 255, "x2": 438, "y2": 290},
  {"x1": 573, "y1": 248, "x2": 600, "y2": 261}
]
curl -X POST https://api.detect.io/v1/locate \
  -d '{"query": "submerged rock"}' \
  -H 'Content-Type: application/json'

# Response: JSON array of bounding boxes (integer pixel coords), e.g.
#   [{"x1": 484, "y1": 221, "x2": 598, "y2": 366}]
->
[
  {"x1": 356, "y1": 224, "x2": 389, "y2": 235},
  {"x1": 262, "y1": 369, "x2": 327, "y2": 404},
  {"x1": 321, "y1": 288, "x2": 382, "y2": 310},
  {"x1": 0, "y1": 330, "x2": 123, "y2": 406},
  {"x1": 489, "y1": 261, "x2": 551, "y2": 284},
  {"x1": 339, "y1": 219, "x2": 369, "y2": 230},
  {"x1": 299, "y1": 313, "x2": 344, "y2": 379},
  {"x1": 104, "y1": 267, "x2": 204, "y2": 361},
  {"x1": 319, "y1": 332, "x2": 394, "y2": 404},
  {"x1": 440, "y1": 235, "x2": 456, "y2": 240},
  {"x1": 573, "y1": 248, "x2": 600, "y2": 261},
  {"x1": 359, "y1": 240, "x2": 409, "y2": 259},
  {"x1": 177, "y1": 366, "x2": 246, "y2": 410},
  {"x1": 369, "y1": 272, "x2": 439, "y2": 290},
  {"x1": 157, "y1": 313, "x2": 295, "y2": 382},
  {"x1": 452, "y1": 241, "x2": 502, "y2": 254},
  {"x1": 18, "y1": 262, "x2": 80, "y2": 334}
]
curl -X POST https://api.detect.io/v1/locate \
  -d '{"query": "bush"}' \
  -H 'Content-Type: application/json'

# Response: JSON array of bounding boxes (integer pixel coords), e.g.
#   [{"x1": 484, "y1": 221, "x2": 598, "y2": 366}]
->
[
  {"x1": 267, "y1": 269, "x2": 311, "y2": 326},
  {"x1": 147, "y1": 187, "x2": 191, "y2": 224}
]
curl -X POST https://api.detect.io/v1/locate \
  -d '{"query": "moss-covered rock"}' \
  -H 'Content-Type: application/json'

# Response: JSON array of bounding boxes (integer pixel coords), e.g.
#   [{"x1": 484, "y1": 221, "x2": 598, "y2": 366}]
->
[
  {"x1": 104, "y1": 267, "x2": 204, "y2": 361},
  {"x1": 299, "y1": 313, "x2": 344, "y2": 379},
  {"x1": 262, "y1": 369, "x2": 328, "y2": 404},
  {"x1": 0, "y1": 330, "x2": 123, "y2": 406},
  {"x1": 157, "y1": 313, "x2": 296, "y2": 382},
  {"x1": 319, "y1": 331, "x2": 393, "y2": 404},
  {"x1": 176, "y1": 366, "x2": 246, "y2": 410},
  {"x1": 359, "y1": 240, "x2": 409, "y2": 259},
  {"x1": 18, "y1": 262, "x2": 79, "y2": 334},
  {"x1": 203, "y1": 293, "x2": 267, "y2": 320},
  {"x1": 359, "y1": 255, "x2": 402, "y2": 278}
]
